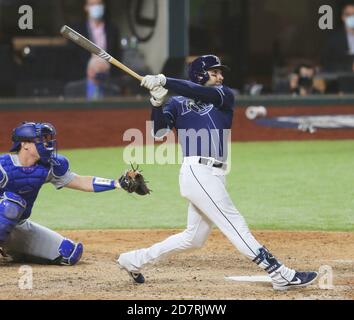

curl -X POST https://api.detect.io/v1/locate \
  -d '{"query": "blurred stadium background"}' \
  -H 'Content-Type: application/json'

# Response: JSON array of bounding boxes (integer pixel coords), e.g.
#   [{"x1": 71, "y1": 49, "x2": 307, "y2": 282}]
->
[{"x1": 1, "y1": 0, "x2": 354, "y2": 97}]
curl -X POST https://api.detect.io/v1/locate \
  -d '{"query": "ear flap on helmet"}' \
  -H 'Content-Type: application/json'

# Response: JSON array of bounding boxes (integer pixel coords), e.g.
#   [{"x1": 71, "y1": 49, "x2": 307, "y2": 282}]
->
[
  {"x1": 9, "y1": 122, "x2": 57, "y2": 163},
  {"x1": 188, "y1": 55, "x2": 229, "y2": 85},
  {"x1": 188, "y1": 59, "x2": 210, "y2": 85}
]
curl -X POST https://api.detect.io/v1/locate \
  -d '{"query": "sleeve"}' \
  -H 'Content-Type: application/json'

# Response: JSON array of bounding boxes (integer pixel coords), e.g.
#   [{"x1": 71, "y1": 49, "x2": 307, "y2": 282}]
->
[
  {"x1": 47, "y1": 155, "x2": 76, "y2": 189},
  {"x1": 151, "y1": 97, "x2": 177, "y2": 138},
  {"x1": 164, "y1": 78, "x2": 235, "y2": 110}
]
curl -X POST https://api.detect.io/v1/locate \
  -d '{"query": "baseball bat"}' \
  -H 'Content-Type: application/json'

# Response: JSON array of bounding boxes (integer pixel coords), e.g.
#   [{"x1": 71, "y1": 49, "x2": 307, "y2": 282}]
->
[{"x1": 60, "y1": 25, "x2": 143, "y2": 82}]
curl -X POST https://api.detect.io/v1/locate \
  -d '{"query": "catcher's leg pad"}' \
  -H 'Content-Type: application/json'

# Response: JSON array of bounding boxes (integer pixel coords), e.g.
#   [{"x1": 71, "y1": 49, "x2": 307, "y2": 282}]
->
[
  {"x1": 56, "y1": 238, "x2": 83, "y2": 266},
  {"x1": 0, "y1": 192, "x2": 26, "y2": 242}
]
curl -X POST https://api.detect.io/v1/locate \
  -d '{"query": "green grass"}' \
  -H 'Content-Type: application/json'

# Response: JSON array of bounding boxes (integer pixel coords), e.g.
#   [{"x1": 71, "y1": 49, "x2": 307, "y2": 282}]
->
[{"x1": 30, "y1": 140, "x2": 354, "y2": 231}]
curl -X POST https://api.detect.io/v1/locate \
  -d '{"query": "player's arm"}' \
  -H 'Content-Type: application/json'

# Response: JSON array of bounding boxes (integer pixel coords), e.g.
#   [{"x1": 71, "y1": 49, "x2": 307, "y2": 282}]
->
[
  {"x1": 151, "y1": 101, "x2": 177, "y2": 137},
  {"x1": 48, "y1": 155, "x2": 122, "y2": 193},
  {"x1": 148, "y1": 86, "x2": 176, "y2": 138},
  {"x1": 142, "y1": 74, "x2": 235, "y2": 109},
  {"x1": 65, "y1": 170, "x2": 150, "y2": 196},
  {"x1": 65, "y1": 175, "x2": 120, "y2": 192},
  {"x1": 165, "y1": 78, "x2": 234, "y2": 109}
]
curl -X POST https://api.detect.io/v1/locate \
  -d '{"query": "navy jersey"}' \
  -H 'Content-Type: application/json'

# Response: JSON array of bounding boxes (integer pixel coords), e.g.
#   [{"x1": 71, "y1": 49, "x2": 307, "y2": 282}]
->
[{"x1": 152, "y1": 78, "x2": 235, "y2": 161}]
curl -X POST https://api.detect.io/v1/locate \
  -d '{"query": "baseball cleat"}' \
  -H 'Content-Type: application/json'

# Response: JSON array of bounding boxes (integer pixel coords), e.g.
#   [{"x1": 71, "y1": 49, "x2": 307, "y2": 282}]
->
[
  {"x1": 128, "y1": 271, "x2": 145, "y2": 284},
  {"x1": 273, "y1": 271, "x2": 318, "y2": 291},
  {"x1": 117, "y1": 254, "x2": 145, "y2": 284}
]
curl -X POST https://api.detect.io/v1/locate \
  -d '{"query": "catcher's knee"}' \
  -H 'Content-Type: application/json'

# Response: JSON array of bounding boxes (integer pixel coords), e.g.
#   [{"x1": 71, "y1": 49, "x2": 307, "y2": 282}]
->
[
  {"x1": 55, "y1": 238, "x2": 83, "y2": 266},
  {"x1": 0, "y1": 192, "x2": 26, "y2": 242}
]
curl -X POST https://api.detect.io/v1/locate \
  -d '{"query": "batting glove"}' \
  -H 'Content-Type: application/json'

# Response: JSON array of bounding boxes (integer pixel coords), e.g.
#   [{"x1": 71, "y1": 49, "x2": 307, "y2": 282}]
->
[
  {"x1": 150, "y1": 86, "x2": 168, "y2": 107},
  {"x1": 141, "y1": 74, "x2": 166, "y2": 90}
]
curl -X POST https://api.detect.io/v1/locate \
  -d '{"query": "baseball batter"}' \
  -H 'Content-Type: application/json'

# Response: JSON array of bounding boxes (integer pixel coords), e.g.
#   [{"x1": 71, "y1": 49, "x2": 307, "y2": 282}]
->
[
  {"x1": 0, "y1": 121, "x2": 148, "y2": 265},
  {"x1": 118, "y1": 55, "x2": 318, "y2": 290}
]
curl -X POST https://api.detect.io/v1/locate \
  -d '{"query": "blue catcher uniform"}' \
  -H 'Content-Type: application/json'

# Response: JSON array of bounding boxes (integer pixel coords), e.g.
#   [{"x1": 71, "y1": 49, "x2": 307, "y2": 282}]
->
[
  {"x1": 118, "y1": 55, "x2": 318, "y2": 290},
  {"x1": 0, "y1": 122, "x2": 83, "y2": 266},
  {"x1": 0, "y1": 154, "x2": 55, "y2": 220}
]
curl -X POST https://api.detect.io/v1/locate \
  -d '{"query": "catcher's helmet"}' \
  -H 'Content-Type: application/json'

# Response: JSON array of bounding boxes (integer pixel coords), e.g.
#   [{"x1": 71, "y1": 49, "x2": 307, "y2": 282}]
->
[
  {"x1": 10, "y1": 122, "x2": 57, "y2": 164},
  {"x1": 188, "y1": 55, "x2": 229, "y2": 85}
]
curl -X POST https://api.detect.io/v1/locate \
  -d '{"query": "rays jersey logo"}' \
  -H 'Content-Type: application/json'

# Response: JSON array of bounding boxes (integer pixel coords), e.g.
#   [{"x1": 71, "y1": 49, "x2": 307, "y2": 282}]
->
[{"x1": 181, "y1": 99, "x2": 214, "y2": 116}]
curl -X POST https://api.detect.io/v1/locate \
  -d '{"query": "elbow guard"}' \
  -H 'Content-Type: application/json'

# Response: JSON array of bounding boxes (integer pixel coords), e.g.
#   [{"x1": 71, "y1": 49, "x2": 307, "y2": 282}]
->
[{"x1": 52, "y1": 155, "x2": 70, "y2": 177}]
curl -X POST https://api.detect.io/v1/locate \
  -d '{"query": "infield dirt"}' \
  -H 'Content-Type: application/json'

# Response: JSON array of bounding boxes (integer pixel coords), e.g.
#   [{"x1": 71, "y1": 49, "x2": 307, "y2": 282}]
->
[{"x1": 0, "y1": 229, "x2": 353, "y2": 300}]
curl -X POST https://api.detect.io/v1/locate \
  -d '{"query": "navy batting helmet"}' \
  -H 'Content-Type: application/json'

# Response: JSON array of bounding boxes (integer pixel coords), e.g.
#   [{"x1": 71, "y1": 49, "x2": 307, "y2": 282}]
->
[
  {"x1": 188, "y1": 55, "x2": 229, "y2": 85},
  {"x1": 10, "y1": 122, "x2": 57, "y2": 164}
]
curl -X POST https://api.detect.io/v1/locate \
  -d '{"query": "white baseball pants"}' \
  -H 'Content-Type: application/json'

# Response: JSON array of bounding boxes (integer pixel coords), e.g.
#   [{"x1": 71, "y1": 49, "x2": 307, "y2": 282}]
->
[{"x1": 119, "y1": 157, "x2": 264, "y2": 272}]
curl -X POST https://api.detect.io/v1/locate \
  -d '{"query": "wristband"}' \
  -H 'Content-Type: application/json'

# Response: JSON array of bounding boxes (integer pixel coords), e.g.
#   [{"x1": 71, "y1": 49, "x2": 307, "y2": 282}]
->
[{"x1": 93, "y1": 177, "x2": 116, "y2": 192}]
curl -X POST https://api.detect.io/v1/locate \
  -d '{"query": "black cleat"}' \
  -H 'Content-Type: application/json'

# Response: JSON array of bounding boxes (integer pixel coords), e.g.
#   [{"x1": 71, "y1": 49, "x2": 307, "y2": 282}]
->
[{"x1": 128, "y1": 271, "x2": 145, "y2": 284}]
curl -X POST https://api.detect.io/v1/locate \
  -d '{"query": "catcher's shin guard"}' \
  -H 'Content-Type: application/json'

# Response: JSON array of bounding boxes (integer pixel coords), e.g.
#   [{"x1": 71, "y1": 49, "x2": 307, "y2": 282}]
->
[{"x1": 55, "y1": 239, "x2": 83, "y2": 266}]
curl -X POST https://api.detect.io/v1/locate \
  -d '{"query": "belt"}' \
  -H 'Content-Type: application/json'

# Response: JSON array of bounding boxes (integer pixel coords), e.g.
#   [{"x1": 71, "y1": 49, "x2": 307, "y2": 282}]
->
[
  {"x1": 198, "y1": 157, "x2": 226, "y2": 169},
  {"x1": 183, "y1": 156, "x2": 227, "y2": 170}
]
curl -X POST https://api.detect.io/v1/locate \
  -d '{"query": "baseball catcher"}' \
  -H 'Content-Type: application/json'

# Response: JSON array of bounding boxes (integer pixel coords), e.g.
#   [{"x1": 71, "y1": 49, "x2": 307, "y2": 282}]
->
[{"x1": 0, "y1": 121, "x2": 149, "y2": 265}]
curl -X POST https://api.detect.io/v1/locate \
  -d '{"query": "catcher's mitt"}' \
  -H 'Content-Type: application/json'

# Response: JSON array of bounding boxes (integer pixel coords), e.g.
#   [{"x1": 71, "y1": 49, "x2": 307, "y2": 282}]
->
[{"x1": 118, "y1": 164, "x2": 151, "y2": 196}]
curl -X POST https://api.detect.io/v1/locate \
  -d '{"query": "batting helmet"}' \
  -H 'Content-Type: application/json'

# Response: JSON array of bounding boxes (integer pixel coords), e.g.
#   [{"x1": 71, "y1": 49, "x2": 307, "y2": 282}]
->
[
  {"x1": 10, "y1": 122, "x2": 57, "y2": 164},
  {"x1": 188, "y1": 55, "x2": 229, "y2": 85}
]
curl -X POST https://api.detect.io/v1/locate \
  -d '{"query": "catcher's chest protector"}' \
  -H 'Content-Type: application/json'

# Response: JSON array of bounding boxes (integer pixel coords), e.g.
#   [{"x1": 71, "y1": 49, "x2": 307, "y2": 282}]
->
[{"x1": 0, "y1": 154, "x2": 50, "y2": 219}]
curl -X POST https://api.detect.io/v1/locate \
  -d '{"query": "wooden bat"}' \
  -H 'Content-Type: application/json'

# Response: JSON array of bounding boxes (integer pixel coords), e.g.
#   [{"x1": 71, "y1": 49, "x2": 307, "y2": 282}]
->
[{"x1": 60, "y1": 25, "x2": 143, "y2": 82}]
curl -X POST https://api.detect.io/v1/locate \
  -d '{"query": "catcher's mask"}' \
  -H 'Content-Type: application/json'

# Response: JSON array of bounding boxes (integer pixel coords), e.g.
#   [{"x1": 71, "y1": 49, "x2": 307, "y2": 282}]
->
[{"x1": 10, "y1": 121, "x2": 57, "y2": 164}]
